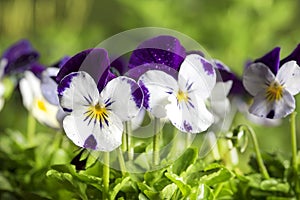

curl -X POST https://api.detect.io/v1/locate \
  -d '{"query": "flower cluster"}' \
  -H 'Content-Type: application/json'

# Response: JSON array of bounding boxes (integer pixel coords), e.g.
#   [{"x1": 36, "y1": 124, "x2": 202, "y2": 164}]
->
[{"x1": 1, "y1": 36, "x2": 300, "y2": 154}]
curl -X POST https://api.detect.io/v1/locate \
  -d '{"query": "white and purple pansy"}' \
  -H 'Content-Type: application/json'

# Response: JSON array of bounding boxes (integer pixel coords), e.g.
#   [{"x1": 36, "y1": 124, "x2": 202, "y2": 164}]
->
[
  {"x1": 19, "y1": 66, "x2": 61, "y2": 128},
  {"x1": 243, "y1": 45, "x2": 300, "y2": 119},
  {"x1": 57, "y1": 49, "x2": 143, "y2": 152},
  {"x1": 139, "y1": 54, "x2": 216, "y2": 133}
]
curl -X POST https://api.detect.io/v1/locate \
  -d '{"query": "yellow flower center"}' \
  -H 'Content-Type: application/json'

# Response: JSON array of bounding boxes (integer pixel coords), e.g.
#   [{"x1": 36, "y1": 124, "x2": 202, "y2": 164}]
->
[
  {"x1": 177, "y1": 90, "x2": 188, "y2": 102},
  {"x1": 85, "y1": 103, "x2": 109, "y2": 127},
  {"x1": 37, "y1": 99, "x2": 47, "y2": 112},
  {"x1": 265, "y1": 82, "x2": 284, "y2": 102}
]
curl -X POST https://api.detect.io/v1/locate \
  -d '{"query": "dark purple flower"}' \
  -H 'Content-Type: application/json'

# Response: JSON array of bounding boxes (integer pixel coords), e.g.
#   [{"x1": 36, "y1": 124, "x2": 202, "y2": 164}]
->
[{"x1": 1, "y1": 40, "x2": 39, "y2": 76}]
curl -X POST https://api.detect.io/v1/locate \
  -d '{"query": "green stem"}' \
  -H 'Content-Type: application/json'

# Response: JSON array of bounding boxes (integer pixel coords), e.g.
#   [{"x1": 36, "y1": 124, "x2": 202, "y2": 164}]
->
[
  {"x1": 126, "y1": 121, "x2": 134, "y2": 160},
  {"x1": 27, "y1": 113, "x2": 36, "y2": 145},
  {"x1": 121, "y1": 130, "x2": 127, "y2": 152},
  {"x1": 240, "y1": 125, "x2": 270, "y2": 179},
  {"x1": 213, "y1": 182, "x2": 224, "y2": 199},
  {"x1": 117, "y1": 147, "x2": 127, "y2": 176},
  {"x1": 290, "y1": 112, "x2": 298, "y2": 172},
  {"x1": 103, "y1": 152, "x2": 110, "y2": 200},
  {"x1": 185, "y1": 133, "x2": 192, "y2": 148},
  {"x1": 290, "y1": 112, "x2": 299, "y2": 197},
  {"x1": 153, "y1": 118, "x2": 161, "y2": 166}
]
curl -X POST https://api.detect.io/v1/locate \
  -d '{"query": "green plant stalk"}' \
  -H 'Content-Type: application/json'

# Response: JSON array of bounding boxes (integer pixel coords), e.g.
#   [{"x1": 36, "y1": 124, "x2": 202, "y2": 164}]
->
[
  {"x1": 103, "y1": 152, "x2": 110, "y2": 200},
  {"x1": 289, "y1": 111, "x2": 299, "y2": 197},
  {"x1": 153, "y1": 118, "x2": 161, "y2": 166},
  {"x1": 245, "y1": 125, "x2": 270, "y2": 179},
  {"x1": 117, "y1": 147, "x2": 127, "y2": 176},
  {"x1": 121, "y1": 130, "x2": 127, "y2": 152},
  {"x1": 126, "y1": 121, "x2": 134, "y2": 160},
  {"x1": 213, "y1": 182, "x2": 224, "y2": 199},
  {"x1": 27, "y1": 113, "x2": 36, "y2": 145},
  {"x1": 185, "y1": 133, "x2": 192, "y2": 148}
]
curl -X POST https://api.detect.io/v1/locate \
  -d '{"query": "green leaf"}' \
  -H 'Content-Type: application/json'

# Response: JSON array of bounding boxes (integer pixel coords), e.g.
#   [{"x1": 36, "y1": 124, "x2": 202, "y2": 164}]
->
[
  {"x1": 260, "y1": 179, "x2": 290, "y2": 193},
  {"x1": 110, "y1": 177, "x2": 130, "y2": 200},
  {"x1": 160, "y1": 183, "x2": 177, "y2": 200},
  {"x1": 169, "y1": 147, "x2": 198, "y2": 175},
  {"x1": 137, "y1": 182, "x2": 159, "y2": 199},
  {"x1": 144, "y1": 168, "x2": 166, "y2": 186},
  {"x1": 200, "y1": 167, "x2": 234, "y2": 186},
  {"x1": 188, "y1": 184, "x2": 214, "y2": 200},
  {"x1": 165, "y1": 172, "x2": 191, "y2": 197},
  {"x1": 0, "y1": 173, "x2": 13, "y2": 191}
]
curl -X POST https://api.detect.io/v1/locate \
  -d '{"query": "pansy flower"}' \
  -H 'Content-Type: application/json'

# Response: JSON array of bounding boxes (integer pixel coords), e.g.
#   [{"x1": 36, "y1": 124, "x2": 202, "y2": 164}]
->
[
  {"x1": 57, "y1": 49, "x2": 143, "y2": 152},
  {"x1": 19, "y1": 65, "x2": 61, "y2": 128},
  {"x1": 243, "y1": 46, "x2": 300, "y2": 119},
  {"x1": 139, "y1": 54, "x2": 216, "y2": 133}
]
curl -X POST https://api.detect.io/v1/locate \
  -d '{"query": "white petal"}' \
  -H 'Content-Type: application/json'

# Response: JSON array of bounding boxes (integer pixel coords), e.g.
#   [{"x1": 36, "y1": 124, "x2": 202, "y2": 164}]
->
[
  {"x1": 63, "y1": 111, "x2": 123, "y2": 152},
  {"x1": 178, "y1": 54, "x2": 216, "y2": 99},
  {"x1": 138, "y1": 70, "x2": 178, "y2": 118},
  {"x1": 19, "y1": 71, "x2": 59, "y2": 128},
  {"x1": 276, "y1": 61, "x2": 300, "y2": 95},
  {"x1": 249, "y1": 89, "x2": 295, "y2": 119},
  {"x1": 100, "y1": 76, "x2": 143, "y2": 121},
  {"x1": 0, "y1": 59, "x2": 7, "y2": 78},
  {"x1": 58, "y1": 72, "x2": 99, "y2": 113},
  {"x1": 166, "y1": 92, "x2": 214, "y2": 133},
  {"x1": 210, "y1": 81, "x2": 232, "y2": 122},
  {"x1": 0, "y1": 82, "x2": 4, "y2": 111},
  {"x1": 243, "y1": 63, "x2": 275, "y2": 96}
]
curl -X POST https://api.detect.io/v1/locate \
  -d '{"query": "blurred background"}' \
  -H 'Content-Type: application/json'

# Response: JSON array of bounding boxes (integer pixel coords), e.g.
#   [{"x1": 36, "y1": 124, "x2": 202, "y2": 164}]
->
[{"x1": 0, "y1": 0, "x2": 299, "y2": 159}]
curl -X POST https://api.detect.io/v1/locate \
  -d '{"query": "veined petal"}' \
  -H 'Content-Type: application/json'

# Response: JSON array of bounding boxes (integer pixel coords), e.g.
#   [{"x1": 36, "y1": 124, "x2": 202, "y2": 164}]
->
[
  {"x1": 58, "y1": 71, "x2": 99, "y2": 113},
  {"x1": 254, "y1": 47, "x2": 280, "y2": 75},
  {"x1": 63, "y1": 111, "x2": 123, "y2": 152},
  {"x1": 276, "y1": 61, "x2": 300, "y2": 95},
  {"x1": 166, "y1": 92, "x2": 214, "y2": 133},
  {"x1": 243, "y1": 63, "x2": 275, "y2": 96},
  {"x1": 249, "y1": 89, "x2": 295, "y2": 119},
  {"x1": 100, "y1": 76, "x2": 143, "y2": 121},
  {"x1": 138, "y1": 70, "x2": 178, "y2": 118},
  {"x1": 178, "y1": 54, "x2": 216, "y2": 99}
]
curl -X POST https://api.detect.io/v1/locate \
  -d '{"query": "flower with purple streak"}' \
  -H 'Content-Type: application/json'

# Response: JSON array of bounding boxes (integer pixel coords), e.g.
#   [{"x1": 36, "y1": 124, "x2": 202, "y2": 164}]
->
[
  {"x1": 139, "y1": 54, "x2": 216, "y2": 133},
  {"x1": 243, "y1": 45, "x2": 300, "y2": 119},
  {"x1": 57, "y1": 48, "x2": 143, "y2": 152}
]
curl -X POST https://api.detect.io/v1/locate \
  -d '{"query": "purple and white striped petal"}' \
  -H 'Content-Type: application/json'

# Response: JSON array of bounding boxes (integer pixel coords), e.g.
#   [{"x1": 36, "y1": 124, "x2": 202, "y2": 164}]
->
[
  {"x1": 100, "y1": 76, "x2": 143, "y2": 122},
  {"x1": 166, "y1": 92, "x2": 214, "y2": 133},
  {"x1": 41, "y1": 67, "x2": 59, "y2": 105},
  {"x1": 243, "y1": 63, "x2": 275, "y2": 96},
  {"x1": 138, "y1": 70, "x2": 178, "y2": 118},
  {"x1": 63, "y1": 113, "x2": 123, "y2": 152},
  {"x1": 58, "y1": 72, "x2": 99, "y2": 113},
  {"x1": 178, "y1": 54, "x2": 216, "y2": 100},
  {"x1": 249, "y1": 89, "x2": 295, "y2": 119},
  {"x1": 276, "y1": 61, "x2": 300, "y2": 95}
]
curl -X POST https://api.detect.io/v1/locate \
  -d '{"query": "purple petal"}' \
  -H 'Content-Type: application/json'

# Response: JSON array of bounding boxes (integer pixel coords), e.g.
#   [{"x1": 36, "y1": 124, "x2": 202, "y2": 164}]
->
[
  {"x1": 280, "y1": 44, "x2": 300, "y2": 66},
  {"x1": 29, "y1": 63, "x2": 45, "y2": 78},
  {"x1": 138, "y1": 81, "x2": 150, "y2": 109},
  {"x1": 41, "y1": 74, "x2": 59, "y2": 105},
  {"x1": 2, "y1": 40, "x2": 39, "y2": 75},
  {"x1": 56, "y1": 48, "x2": 110, "y2": 87},
  {"x1": 128, "y1": 35, "x2": 186, "y2": 71},
  {"x1": 127, "y1": 63, "x2": 179, "y2": 81},
  {"x1": 57, "y1": 72, "x2": 78, "y2": 98},
  {"x1": 254, "y1": 47, "x2": 280, "y2": 75},
  {"x1": 110, "y1": 55, "x2": 129, "y2": 76}
]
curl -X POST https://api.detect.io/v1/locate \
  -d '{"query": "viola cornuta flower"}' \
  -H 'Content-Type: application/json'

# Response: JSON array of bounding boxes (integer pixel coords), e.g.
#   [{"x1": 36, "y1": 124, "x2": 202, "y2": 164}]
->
[
  {"x1": 19, "y1": 70, "x2": 60, "y2": 128},
  {"x1": 243, "y1": 46, "x2": 300, "y2": 119},
  {"x1": 58, "y1": 71, "x2": 143, "y2": 152},
  {"x1": 139, "y1": 54, "x2": 216, "y2": 133},
  {"x1": 57, "y1": 49, "x2": 143, "y2": 152}
]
